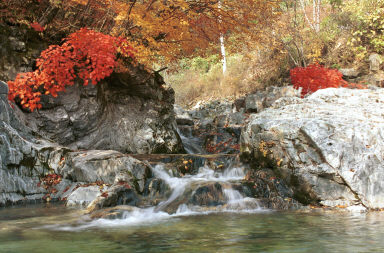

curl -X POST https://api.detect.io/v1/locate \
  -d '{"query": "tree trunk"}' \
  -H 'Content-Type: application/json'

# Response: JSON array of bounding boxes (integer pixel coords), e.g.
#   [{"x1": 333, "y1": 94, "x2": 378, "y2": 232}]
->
[{"x1": 218, "y1": 0, "x2": 227, "y2": 74}]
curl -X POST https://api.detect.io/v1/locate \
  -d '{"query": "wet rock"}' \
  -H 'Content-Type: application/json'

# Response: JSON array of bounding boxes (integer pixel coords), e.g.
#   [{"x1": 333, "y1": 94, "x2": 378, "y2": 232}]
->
[
  {"x1": 66, "y1": 185, "x2": 104, "y2": 207},
  {"x1": 86, "y1": 184, "x2": 139, "y2": 213},
  {"x1": 239, "y1": 169, "x2": 302, "y2": 210},
  {"x1": 241, "y1": 88, "x2": 384, "y2": 209},
  {"x1": 142, "y1": 178, "x2": 171, "y2": 205},
  {"x1": 190, "y1": 182, "x2": 226, "y2": 206},
  {"x1": 89, "y1": 205, "x2": 141, "y2": 219},
  {"x1": 204, "y1": 127, "x2": 241, "y2": 154}
]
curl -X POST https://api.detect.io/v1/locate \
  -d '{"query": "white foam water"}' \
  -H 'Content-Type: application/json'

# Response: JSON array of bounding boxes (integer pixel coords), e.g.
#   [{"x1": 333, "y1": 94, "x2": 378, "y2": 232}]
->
[{"x1": 47, "y1": 164, "x2": 266, "y2": 231}]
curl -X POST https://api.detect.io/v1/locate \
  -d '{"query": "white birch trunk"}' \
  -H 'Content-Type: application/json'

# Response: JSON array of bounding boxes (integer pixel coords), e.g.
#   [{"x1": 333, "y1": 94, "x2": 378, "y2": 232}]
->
[
  {"x1": 218, "y1": 0, "x2": 227, "y2": 74},
  {"x1": 220, "y1": 34, "x2": 227, "y2": 74},
  {"x1": 299, "y1": 0, "x2": 321, "y2": 33}
]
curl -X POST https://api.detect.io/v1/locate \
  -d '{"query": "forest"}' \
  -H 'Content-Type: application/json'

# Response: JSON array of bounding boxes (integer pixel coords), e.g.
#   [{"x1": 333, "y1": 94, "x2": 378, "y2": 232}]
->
[{"x1": 2, "y1": 0, "x2": 382, "y2": 106}]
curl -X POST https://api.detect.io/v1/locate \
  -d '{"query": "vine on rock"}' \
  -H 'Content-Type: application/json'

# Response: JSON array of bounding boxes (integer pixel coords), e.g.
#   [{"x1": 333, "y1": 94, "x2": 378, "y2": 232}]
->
[
  {"x1": 8, "y1": 28, "x2": 136, "y2": 111},
  {"x1": 290, "y1": 64, "x2": 366, "y2": 97}
]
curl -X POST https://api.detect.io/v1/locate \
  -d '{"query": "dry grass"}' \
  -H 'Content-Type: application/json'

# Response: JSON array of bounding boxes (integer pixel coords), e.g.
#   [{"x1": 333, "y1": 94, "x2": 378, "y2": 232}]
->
[{"x1": 166, "y1": 52, "x2": 285, "y2": 107}]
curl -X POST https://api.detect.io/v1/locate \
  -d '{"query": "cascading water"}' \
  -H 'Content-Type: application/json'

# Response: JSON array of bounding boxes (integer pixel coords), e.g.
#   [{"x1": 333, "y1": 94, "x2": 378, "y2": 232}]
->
[
  {"x1": 177, "y1": 128, "x2": 206, "y2": 154},
  {"x1": 49, "y1": 163, "x2": 266, "y2": 231},
  {"x1": 48, "y1": 126, "x2": 266, "y2": 231}
]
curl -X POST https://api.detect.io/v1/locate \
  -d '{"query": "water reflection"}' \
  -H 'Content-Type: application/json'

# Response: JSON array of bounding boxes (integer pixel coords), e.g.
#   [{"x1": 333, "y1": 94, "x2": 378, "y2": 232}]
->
[{"x1": 1, "y1": 205, "x2": 384, "y2": 252}]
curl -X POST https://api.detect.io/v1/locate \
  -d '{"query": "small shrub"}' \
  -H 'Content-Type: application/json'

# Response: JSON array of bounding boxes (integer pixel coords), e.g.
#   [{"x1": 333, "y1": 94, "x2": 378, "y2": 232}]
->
[{"x1": 290, "y1": 63, "x2": 365, "y2": 96}]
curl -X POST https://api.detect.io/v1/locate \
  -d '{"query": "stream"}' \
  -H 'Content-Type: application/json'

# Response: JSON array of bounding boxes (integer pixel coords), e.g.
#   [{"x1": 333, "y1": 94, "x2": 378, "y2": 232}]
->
[
  {"x1": 1, "y1": 132, "x2": 384, "y2": 252},
  {"x1": 1, "y1": 204, "x2": 384, "y2": 252}
]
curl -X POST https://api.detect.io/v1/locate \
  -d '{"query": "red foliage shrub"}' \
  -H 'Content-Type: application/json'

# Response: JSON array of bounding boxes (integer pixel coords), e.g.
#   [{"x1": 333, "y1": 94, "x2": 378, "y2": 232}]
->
[
  {"x1": 8, "y1": 28, "x2": 136, "y2": 111},
  {"x1": 30, "y1": 22, "x2": 44, "y2": 32},
  {"x1": 290, "y1": 64, "x2": 366, "y2": 97}
]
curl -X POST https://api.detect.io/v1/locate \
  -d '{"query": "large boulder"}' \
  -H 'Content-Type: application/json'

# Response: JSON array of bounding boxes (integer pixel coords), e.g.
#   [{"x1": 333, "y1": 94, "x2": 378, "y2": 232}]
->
[
  {"x1": 241, "y1": 88, "x2": 384, "y2": 209},
  {"x1": 0, "y1": 80, "x2": 155, "y2": 208},
  {"x1": 20, "y1": 69, "x2": 184, "y2": 154},
  {"x1": 1, "y1": 24, "x2": 183, "y2": 154}
]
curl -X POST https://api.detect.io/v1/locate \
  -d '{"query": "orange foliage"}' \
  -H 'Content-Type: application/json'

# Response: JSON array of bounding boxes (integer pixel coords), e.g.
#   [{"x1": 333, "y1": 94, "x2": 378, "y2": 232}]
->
[
  {"x1": 2, "y1": 0, "x2": 278, "y2": 65},
  {"x1": 290, "y1": 64, "x2": 366, "y2": 96},
  {"x1": 8, "y1": 28, "x2": 136, "y2": 111}
]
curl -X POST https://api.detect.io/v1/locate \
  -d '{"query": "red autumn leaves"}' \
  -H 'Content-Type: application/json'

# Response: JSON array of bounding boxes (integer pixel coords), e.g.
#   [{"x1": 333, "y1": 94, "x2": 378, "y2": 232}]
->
[
  {"x1": 8, "y1": 28, "x2": 136, "y2": 111},
  {"x1": 290, "y1": 64, "x2": 366, "y2": 97},
  {"x1": 30, "y1": 22, "x2": 45, "y2": 32}
]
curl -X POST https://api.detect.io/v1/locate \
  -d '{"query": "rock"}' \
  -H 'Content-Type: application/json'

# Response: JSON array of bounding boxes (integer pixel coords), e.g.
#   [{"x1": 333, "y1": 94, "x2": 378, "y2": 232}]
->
[
  {"x1": 89, "y1": 205, "x2": 141, "y2": 219},
  {"x1": 190, "y1": 182, "x2": 226, "y2": 206},
  {"x1": 0, "y1": 81, "x2": 8, "y2": 95},
  {"x1": 340, "y1": 68, "x2": 360, "y2": 78},
  {"x1": 0, "y1": 79, "x2": 73, "y2": 206},
  {"x1": 245, "y1": 93, "x2": 264, "y2": 113},
  {"x1": 227, "y1": 112, "x2": 245, "y2": 126},
  {"x1": 8, "y1": 37, "x2": 26, "y2": 52},
  {"x1": 60, "y1": 150, "x2": 152, "y2": 193},
  {"x1": 245, "y1": 86, "x2": 300, "y2": 113},
  {"x1": 241, "y1": 88, "x2": 384, "y2": 209},
  {"x1": 20, "y1": 70, "x2": 184, "y2": 154},
  {"x1": 369, "y1": 53, "x2": 382, "y2": 73},
  {"x1": 240, "y1": 169, "x2": 302, "y2": 210},
  {"x1": 174, "y1": 105, "x2": 194, "y2": 126},
  {"x1": 365, "y1": 72, "x2": 384, "y2": 87},
  {"x1": 86, "y1": 184, "x2": 139, "y2": 213},
  {"x1": 66, "y1": 186, "x2": 104, "y2": 207},
  {"x1": 204, "y1": 127, "x2": 241, "y2": 154},
  {"x1": 0, "y1": 24, "x2": 47, "y2": 82},
  {"x1": 234, "y1": 98, "x2": 245, "y2": 112}
]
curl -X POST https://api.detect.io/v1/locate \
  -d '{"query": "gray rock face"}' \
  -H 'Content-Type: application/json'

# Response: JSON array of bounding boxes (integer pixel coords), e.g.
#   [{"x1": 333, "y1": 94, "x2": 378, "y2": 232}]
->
[
  {"x1": 245, "y1": 86, "x2": 301, "y2": 113},
  {"x1": 0, "y1": 81, "x2": 8, "y2": 95},
  {"x1": 67, "y1": 186, "x2": 105, "y2": 207},
  {"x1": 0, "y1": 24, "x2": 47, "y2": 82},
  {"x1": 0, "y1": 78, "x2": 157, "y2": 208},
  {"x1": 60, "y1": 150, "x2": 152, "y2": 193},
  {"x1": 0, "y1": 80, "x2": 70, "y2": 206},
  {"x1": 20, "y1": 69, "x2": 184, "y2": 154},
  {"x1": 86, "y1": 184, "x2": 139, "y2": 212},
  {"x1": 241, "y1": 88, "x2": 384, "y2": 209}
]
